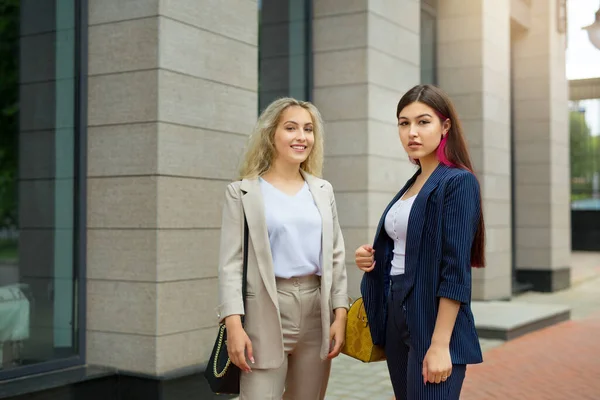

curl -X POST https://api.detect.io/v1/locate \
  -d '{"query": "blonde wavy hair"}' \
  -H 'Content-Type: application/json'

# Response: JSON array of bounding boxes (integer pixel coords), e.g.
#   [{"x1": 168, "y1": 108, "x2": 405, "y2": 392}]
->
[{"x1": 239, "y1": 97, "x2": 324, "y2": 179}]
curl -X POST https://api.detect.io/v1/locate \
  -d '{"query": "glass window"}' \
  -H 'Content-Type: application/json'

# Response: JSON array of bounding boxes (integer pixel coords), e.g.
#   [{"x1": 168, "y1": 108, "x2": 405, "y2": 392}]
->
[
  {"x1": 420, "y1": 5, "x2": 437, "y2": 85},
  {"x1": 258, "y1": 0, "x2": 311, "y2": 112},
  {"x1": 570, "y1": 100, "x2": 600, "y2": 211},
  {"x1": 0, "y1": 0, "x2": 82, "y2": 375}
]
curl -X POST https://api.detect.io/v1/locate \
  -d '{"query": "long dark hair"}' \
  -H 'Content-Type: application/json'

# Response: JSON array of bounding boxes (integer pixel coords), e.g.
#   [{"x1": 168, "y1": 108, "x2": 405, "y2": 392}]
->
[{"x1": 396, "y1": 84, "x2": 485, "y2": 268}]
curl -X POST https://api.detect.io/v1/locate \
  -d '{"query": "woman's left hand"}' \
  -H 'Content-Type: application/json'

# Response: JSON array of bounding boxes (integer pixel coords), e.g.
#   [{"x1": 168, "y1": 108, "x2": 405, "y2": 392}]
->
[
  {"x1": 327, "y1": 311, "x2": 347, "y2": 359},
  {"x1": 422, "y1": 343, "x2": 452, "y2": 384}
]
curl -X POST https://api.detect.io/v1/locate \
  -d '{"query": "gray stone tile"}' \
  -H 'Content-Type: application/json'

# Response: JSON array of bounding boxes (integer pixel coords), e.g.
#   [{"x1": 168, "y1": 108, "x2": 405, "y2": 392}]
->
[
  {"x1": 323, "y1": 120, "x2": 369, "y2": 157},
  {"x1": 156, "y1": 229, "x2": 221, "y2": 282},
  {"x1": 156, "y1": 177, "x2": 228, "y2": 229},
  {"x1": 156, "y1": 327, "x2": 216, "y2": 375},
  {"x1": 313, "y1": 49, "x2": 367, "y2": 88},
  {"x1": 156, "y1": 278, "x2": 218, "y2": 335},
  {"x1": 88, "y1": 176, "x2": 158, "y2": 229},
  {"x1": 313, "y1": 13, "x2": 368, "y2": 52},
  {"x1": 157, "y1": 123, "x2": 246, "y2": 180},
  {"x1": 87, "y1": 229, "x2": 158, "y2": 282},
  {"x1": 313, "y1": 0, "x2": 366, "y2": 18},
  {"x1": 159, "y1": 17, "x2": 257, "y2": 91},
  {"x1": 159, "y1": 0, "x2": 258, "y2": 45},
  {"x1": 333, "y1": 191, "x2": 369, "y2": 228},
  {"x1": 472, "y1": 251, "x2": 511, "y2": 281},
  {"x1": 472, "y1": 274, "x2": 512, "y2": 301},
  {"x1": 368, "y1": 83, "x2": 409, "y2": 124},
  {"x1": 367, "y1": 120, "x2": 409, "y2": 160},
  {"x1": 87, "y1": 280, "x2": 158, "y2": 335},
  {"x1": 368, "y1": 13, "x2": 419, "y2": 66},
  {"x1": 158, "y1": 70, "x2": 257, "y2": 135},
  {"x1": 88, "y1": 71, "x2": 159, "y2": 126},
  {"x1": 368, "y1": 48, "x2": 420, "y2": 92},
  {"x1": 324, "y1": 156, "x2": 368, "y2": 192},
  {"x1": 89, "y1": 0, "x2": 159, "y2": 25},
  {"x1": 87, "y1": 331, "x2": 156, "y2": 375},
  {"x1": 89, "y1": 18, "x2": 159, "y2": 75},
  {"x1": 370, "y1": 0, "x2": 420, "y2": 34},
  {"x1": 88, "y1": 123, "x2": 158, "y2": 177},
  {"x1": 313, "y1": 85, "x2": 369, "y2": 121}
]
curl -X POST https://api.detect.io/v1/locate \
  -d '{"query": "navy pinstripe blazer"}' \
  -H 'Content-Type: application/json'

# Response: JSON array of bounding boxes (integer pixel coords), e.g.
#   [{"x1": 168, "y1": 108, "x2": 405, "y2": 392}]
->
[{"x1": 360, "y1": 164, "x2": 484, "y2": 365}]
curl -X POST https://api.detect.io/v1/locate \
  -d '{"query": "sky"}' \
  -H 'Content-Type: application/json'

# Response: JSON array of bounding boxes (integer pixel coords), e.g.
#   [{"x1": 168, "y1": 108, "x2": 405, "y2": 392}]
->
[
  {"x1": 567, "y1": 0, "x2": 600, "y2": 136},
  {"x1": 566, "y1": 0, "x2": 600, "y2": 80}
]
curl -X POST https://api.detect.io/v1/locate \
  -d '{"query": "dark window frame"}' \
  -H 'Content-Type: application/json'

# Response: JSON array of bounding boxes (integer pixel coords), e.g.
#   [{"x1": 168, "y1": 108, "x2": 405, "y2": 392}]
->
[
  {"x1": 258, "y1": 0, "x2": 313, "y2": 112},
  {"x1": 306, "y1": 0, "x2": 313, "y2": 102},
  {"x1": 420, "y1": 1, "x2": 438, "y2": 85},
  {"x1": 0, "y1": 0, "x2": 88, "y2": 381}
]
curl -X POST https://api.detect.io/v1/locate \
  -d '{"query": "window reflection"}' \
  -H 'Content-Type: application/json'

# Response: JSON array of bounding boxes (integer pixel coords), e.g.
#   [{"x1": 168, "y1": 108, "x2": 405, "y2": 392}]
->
[
  {"x1": 420, "y1": 2, "x2": 437, "y2": 85},
  {"x1": 0, "y1": 0, "x2": 79, "y2": 371},
  {"x1": 258, "y1": 0, "x2": 311, "y2": 112},
  {"x1": 570, "y1": 100, "x2": 600, "y2": 211}
]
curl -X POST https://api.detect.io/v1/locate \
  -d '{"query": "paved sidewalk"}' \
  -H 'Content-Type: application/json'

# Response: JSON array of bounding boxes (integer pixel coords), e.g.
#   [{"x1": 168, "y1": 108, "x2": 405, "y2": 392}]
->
[{"x1": 461, "y1": 311, "x2": 600, "y2": 400}]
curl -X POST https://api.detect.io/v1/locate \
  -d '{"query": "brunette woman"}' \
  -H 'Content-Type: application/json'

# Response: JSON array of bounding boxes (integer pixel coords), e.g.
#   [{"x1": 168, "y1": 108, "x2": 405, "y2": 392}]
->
[{"x1": 355, "y1": 84, "x2": 484, "y2": 399}]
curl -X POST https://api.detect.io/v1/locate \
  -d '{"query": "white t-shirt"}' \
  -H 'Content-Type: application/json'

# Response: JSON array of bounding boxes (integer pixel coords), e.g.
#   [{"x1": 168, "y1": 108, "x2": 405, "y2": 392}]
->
[
  {"x1": 384, "y1": 195, "x2": 417, "y2": 276},
  {"x1": 260, "y1": 178, "x2": 323, "y2": 278}
]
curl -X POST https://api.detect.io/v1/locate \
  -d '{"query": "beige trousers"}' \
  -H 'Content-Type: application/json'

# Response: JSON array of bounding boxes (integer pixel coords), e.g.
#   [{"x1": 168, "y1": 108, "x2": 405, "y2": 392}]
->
[{"x1": 240, "y1": 275, "x2": 330, "y2": 400}]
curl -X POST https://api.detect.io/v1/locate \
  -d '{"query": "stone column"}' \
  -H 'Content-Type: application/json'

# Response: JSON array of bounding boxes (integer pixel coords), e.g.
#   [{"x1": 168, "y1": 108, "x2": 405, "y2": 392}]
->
[
  {"x1": 86, "y1": 0, "x2": 257, "y2": 376},
  {"x1": 312, "y1": 0, "x2": 421, "y2": 299},
  {"x1": 512, "y1": 0, "x2": 570, "y2": 291},
  {"x1": 437, "y1": 0, "x2": 513, "y2": 300}
]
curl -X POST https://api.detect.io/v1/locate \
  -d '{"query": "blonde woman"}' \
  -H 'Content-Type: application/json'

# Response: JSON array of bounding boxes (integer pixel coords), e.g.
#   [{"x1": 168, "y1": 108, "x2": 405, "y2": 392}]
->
[{"x1": 216, "y1": 98, "x2": 348, "y2": 399}]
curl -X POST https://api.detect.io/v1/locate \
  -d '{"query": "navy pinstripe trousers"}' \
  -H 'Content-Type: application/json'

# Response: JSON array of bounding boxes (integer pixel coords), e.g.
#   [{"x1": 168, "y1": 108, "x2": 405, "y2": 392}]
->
[{"x1": 385, "y1": 275, "x2": 466, "y2": 400}]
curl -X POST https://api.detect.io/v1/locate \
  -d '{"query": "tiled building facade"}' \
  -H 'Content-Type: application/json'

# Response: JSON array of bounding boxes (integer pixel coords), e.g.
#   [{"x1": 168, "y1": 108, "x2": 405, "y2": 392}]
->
[{"x1": 0, "y1": 0, "x2": 570, "y2": 397}]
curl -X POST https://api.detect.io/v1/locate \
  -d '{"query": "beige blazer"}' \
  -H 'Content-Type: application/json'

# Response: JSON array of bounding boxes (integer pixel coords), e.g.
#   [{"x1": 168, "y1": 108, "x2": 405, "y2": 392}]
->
[{"x1": 216, "y1": 171, "x2": 348, "y2": 369}]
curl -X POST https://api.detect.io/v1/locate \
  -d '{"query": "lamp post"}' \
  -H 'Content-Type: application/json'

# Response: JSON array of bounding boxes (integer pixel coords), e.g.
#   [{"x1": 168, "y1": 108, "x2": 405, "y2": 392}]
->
[{"x1": 583, "y1": 1, "x2": 600, "y2": 50}]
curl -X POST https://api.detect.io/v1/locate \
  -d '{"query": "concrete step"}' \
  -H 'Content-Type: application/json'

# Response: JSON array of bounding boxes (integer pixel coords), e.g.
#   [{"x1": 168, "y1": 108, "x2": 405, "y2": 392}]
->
[{"x1": 472, "y1": 301, "x2": 571, "y2": 341}]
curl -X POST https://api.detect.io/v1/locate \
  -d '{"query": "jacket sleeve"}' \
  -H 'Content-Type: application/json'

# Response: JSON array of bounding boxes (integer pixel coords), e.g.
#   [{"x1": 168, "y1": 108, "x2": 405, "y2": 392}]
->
[
  {"x1": 327, "y1": 182, "x2": 349, "y2": 311},
  {"x1": 437, "y1": 172, "x2": 481, "y2": 304},
  {"x1": 216, "y1": 182, "x2": 245, "y2": 322}
]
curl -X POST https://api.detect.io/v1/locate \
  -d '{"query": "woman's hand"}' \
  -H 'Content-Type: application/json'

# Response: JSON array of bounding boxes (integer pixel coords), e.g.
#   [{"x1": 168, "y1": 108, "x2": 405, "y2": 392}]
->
[
  {"x1": 422, "y1": 343, "x2": 452, "y2": 384},
  {"x1": 327, "y1": 308, "x2": 347, "y2": 359},
  {"x1": 225, "y1": 315, "x2": 254, "y2": 372},
  {"x1": 355, "y1": 244, "x2": 375, "y2": 272}
]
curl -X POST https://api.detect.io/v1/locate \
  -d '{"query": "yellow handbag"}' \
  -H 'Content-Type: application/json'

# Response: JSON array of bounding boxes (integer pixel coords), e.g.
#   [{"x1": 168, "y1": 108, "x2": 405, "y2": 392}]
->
[{"x1": 341, "y1": 297, "x2": 386, "y2": 363}]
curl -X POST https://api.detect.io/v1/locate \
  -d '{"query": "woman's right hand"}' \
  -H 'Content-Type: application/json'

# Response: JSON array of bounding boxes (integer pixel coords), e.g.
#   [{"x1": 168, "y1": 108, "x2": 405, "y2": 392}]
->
[
  {"x1": 225, "y1": 315, "x2": 254, "y2": 372},
  {"x1": 355, "y1": 244, "x2": 375, "y2": 272}
]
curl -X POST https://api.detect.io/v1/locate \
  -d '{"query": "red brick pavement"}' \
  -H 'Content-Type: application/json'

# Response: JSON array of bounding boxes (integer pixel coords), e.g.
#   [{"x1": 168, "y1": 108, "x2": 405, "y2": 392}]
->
[{"x1": 461, "y1": 312, "x2": 600, "y2": 400}]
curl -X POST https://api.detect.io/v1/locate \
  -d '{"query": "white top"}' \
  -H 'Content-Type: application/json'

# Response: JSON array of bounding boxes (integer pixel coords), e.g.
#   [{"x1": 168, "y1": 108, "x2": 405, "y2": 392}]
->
[
  {"x1": 384, "y1": 195, "x2": 417, "y2": 276},
  {"x1": 260, "y1": 178, "x2": 323, "y2": 278}
]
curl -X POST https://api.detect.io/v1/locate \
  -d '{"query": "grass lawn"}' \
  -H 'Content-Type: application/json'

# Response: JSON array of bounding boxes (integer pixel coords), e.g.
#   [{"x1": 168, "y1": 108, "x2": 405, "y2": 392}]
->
[{"x1": 0, "y1": 239, "x2": 18, "y2": 262}]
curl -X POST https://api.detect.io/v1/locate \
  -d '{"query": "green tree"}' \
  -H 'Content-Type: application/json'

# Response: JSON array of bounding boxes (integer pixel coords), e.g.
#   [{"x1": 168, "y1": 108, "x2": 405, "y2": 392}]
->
[
  {"x1": 591, "y1": 135, "x2": 600, "y2": 176},
  {"x1": 0, "y1": 0, "x2": 19, "y2": 228},
  {"x1": 570, "y1": 110, "x2": 594, "y2": 180}
]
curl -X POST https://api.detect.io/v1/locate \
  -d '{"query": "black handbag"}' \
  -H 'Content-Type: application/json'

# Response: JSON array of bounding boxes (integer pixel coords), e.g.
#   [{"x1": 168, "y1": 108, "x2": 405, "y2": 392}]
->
[{"x1": 204, "y1": 217, "x2": 249, "y2": 394}]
